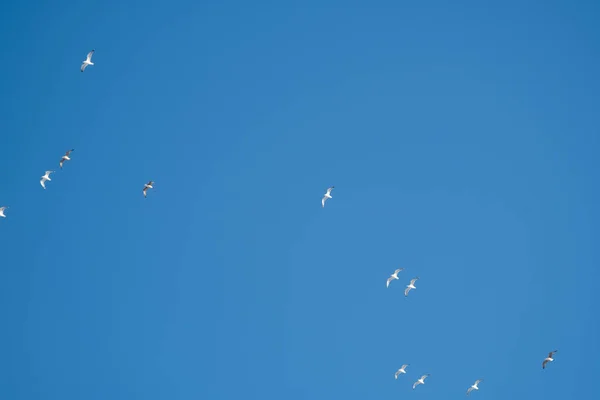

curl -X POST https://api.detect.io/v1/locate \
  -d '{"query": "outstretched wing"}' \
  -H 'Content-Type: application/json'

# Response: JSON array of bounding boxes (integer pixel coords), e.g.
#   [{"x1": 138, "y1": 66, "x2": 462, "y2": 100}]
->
[
  {"x1": 87, "y1": 50, "x2": 95, "y2": 61},
  {"x1": 467, "y1": 387, "x2": 473, "y2": 395},
  {"x1": 386, "y1": 276, "x2": 394, "y2": 288},
  {"x1": 404, "y1": 287, "x2": 411, "y2": 296},
  {"x1": 326, "y1": 186, "x2": 334, "y2": 195},
  {"x1": 474, "y1": 379, "x2": 482, "y2": 385},
  {"x1": 410, "y1": 278, "x2": 418, "y2": 285},
  {"x1": 394, "y1": 370, "x2": 400, "y2": 379},
  {"x1": 81, "y1": 62, "x2": 88, "y2": 72},
  {"x1": 542, "y1": 359, "x2": 548, "y2": 369}
]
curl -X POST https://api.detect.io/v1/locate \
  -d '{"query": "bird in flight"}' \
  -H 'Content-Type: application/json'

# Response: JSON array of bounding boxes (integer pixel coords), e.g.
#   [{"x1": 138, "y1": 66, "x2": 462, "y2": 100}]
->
[
  {"x1": 404, "y1": 277, "x2": 419, "y2": 297},
  {"x1": 394, "y1": 364, "x2": 408, "y2": 379},
  {"x1": 467, "y1": 379, "x2": 483, "y2": 395},
  {"x1": 81, "y1": 49, "x2": 95, "y2": 72},
  {"x1": 0, "y1": 206, "x2": 8, "y2": 218},
  {"x1": 143, "y1": 181, "x2": 154, "y2": 198},
  {"x1": 542, "y1": 350, "x2": 558, "y2": 369},
  {"x1": 40, "y1": 171, "x2": 54, "y2": 189},
  {"x1": 59, "y1": 149, "x2": 75, "y2": 169},
  {"x1": 386, "y1": 268, "x2": 404, "y2": 288},
  {"x1": 322, "y1": 186, "x2": 334, "y2": 208},
  {"x1": 412, "y1": 374, "x2": 430, "y2": 390}
]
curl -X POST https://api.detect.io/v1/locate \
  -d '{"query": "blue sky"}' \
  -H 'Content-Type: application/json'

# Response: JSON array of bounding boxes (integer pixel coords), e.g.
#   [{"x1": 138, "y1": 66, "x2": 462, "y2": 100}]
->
[{"x1": 0, "y1": 0, "x2": 599, "y2": 399}]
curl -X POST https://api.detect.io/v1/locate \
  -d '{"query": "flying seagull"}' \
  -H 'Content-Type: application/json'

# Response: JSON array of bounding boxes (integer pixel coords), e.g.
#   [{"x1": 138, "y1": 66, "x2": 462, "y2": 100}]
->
[
  {"x1": 394, "y1": 364, "x2": 409, "y2": 379},
  {"x1": 59, "y1": 149, "x2": 75, "y2": 169},
  {"x1": 0, "y1": 206, "x2": 8, "y2": 218},
  {"x1": 404, "y1": 277, "x2": 419, "y2": 297},
  {"x1": 542, "y1": 350, "x2": 558, "y2": 369},
  {"x1": 322, "y1": 186, "x2": 334, "y2": 208},
  {"x1": 412, "y1": 374, "x2": 430, "y2": 390},
  {"x1": 467, "y1": 379, "x2": 483, "y2": 396},
  {"x1": 142, "y1": 181, "x2": 154, "y2": 198},
  {"x1": 40, "y1": 170, "x2": 54, "y2": 189},
  {"x1": 81, "y1": 49, "x2": 95, "y2": 72},
  {"x1": 387, "y1": 268, "x2": 404, "y2": 288}
]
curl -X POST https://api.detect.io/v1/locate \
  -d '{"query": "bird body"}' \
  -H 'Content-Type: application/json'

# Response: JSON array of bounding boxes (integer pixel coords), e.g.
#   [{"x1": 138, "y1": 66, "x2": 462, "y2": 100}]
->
[
  {"x1": 394, "y1": 364, "x2": 408, "y2": 379},
  {"x1": 404, "y1": 277, "x2": 419, "y2": 297},
  {"x1": 387, "y1": 268, "x2": 404, "y2": 288},
  {"x1": 542, "y1": 350, "x2": 558, "y2": 369},
  {"x1": 413, "y1": 374, "x2": 429, "y2": 389},
  {"x1": 40, "y1": 170, "x2": 54, "y2": 189},
  {"x1": 81, "y1": 50, "x2": 95, "y2": 72},
  {"x1": 322, "y1": 186, "x2": 334, "y2": 207},
  {"x1": 0, "y1": 206, "x2": 7, "y2": 218}
]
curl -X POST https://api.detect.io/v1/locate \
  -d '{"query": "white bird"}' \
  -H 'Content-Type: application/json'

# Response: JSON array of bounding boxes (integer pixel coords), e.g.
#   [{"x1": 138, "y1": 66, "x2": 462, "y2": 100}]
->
[
  {"x1": 404, "y1": 277, "x2": 419, "y2": 297},
  {"x1": 387, "y1": 268, "x2": 404, "y2": 288},
  {"x1": 412, "y1": 374, "x2": 430, "y2": 390},
  {"x1": 394, "y1": 364, "x2": 409, "y2": 379},
  {"x1": 81, "y1": 49, "x2": 95, "y2": 72},
  {"x1": 40, "y1": 170, "x2": 54, "y2": 189},
  {"x1": 467, "y1": 379, "x2": 483, "y2": 396},
  {"x1": 0, "y1": 206, "x2": 8, "y2": 218},
  {"x1": 59, "y1": 149, "x2": 75, "y2": 169},
  {"x1": 322, "y1": 186, "x2": 334, "y2": 207},
  {"x1": 143, "y1": 181, "x2": 154, "y2": 198},
  {"x1": 542, "y1": 350, "x2": 558, "y2": 369}
]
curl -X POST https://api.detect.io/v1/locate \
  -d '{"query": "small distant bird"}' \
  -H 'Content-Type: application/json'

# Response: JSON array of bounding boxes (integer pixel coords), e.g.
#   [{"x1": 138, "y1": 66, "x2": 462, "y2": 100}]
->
[
  {"x1": 404, "y1": 277, "x2": 419, "y2": 297},
  {"x1": 0, "y1": 206, "x2": 8, "y2": 218},
  {"x1": 394, "y1": 364, "x2": 409, "y2": 379},
  {"x1": 386, "y1": 268, "x2": 404, "y2": 288},
  {"x1": 413, "y1": 374, "x2": 430, "y2": 390},
  {"x1": 59, "y1": 149, "x2": 75, "y2": 169},
  {"x1": 142, "y1": 181, "x2": 154, "y2": 198},
  {"x1": 467, "y1": 379, "x2": 483, "y2": 396},
  {"x1": 322, "y1": 186, "x2": 334, "y2": 208},
  {"x1": 542, "y1": 350, "x2": 558, "y2": 369},
  {"x1": 40, "y1": 170, "x2": 54, "y2": 189},
  {"x1": 81, "y1": 49, "x2": 95, "y2": 72}
]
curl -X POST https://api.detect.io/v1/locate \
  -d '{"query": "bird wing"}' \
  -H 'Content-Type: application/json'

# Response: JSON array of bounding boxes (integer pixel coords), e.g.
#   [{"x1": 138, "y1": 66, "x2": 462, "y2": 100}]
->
[
  {"x1": 404, "y1": 287, "x2": 411, "y2": 296},
  {"x1": 401, "y1": 364, "x2": 408, "y2": 370},
  {"x1": 412, "y1": 381, "x2": 419, "y2": 389},
  {"x1": 394, "y1": 370, "x2": 400, "y2": 379},
  {"x1": 148, "y1": 181, "x2": 154, "y2": 185},
  {"x1": 395, "y1": 268, "x2": 403, "y2": 274},
  {"x1": 40, "y1": 179, "x2": 46, "y2": 188},
  {"x1": 467, "y1": 387, "x2": 473, "y2": 395},
  {"x1": 421, "y1": 375, "x2": 429, "y2": 381},
  {"x1": 326, "y1": 187, "x2": 334, "y2": 195},
  {"x1": 45, "y1": 170, "x2": 53, "y2": 176},
  {"x1": 0, "y1": 207, "x2": 5, "y2": 212},
  {"x1": 410, "y1": 278, "x2": 418, "y2": 285},
  {"x1": 59, "y1": 160, "x2": 64, "y2": 168},
  {"x1": 65, "y1": 149, "x2": 73, "y2": 156},
  {"x1": 386, "y1": 276, "x2": 393, "y2": 287},
  {"x1": 81, "y1": 62, "x2": 87, "y2": 72},
  {"x1": 542, "y1": 359, "x2": 548, "y2": 369},
  {"x1": 549, "y1": 351, "x2": 556, "y2": 357},
  {"x1": 474, "y1": 379, "x2": 482, "y2": 385},
  {"x1": 87, "y1": 50, "x2": 95, "y2": 61},
  {"x1": 321, "y1": 196, "x2": 326, "y2": 207}
]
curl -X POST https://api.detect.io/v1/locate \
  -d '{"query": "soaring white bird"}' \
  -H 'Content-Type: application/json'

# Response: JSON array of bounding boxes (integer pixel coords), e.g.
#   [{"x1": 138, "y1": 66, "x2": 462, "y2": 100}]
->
[
  {"x1": 394, "y1": 364, "x2": 409, "y2": 379},
  {"x1": 142, "y1": 181, "x2": 154, "y2": 198},
  {"x1": 40, "y1": 171, "x2": 54, "y2": 189},
  {"x1": 321, "y1": 186, "x2": 334, "y2": 208},
  {"x1": 542, "y1": 350, "x2": 558, "y2": 369},
  {"x1": 404, "y1": 277, "x2": 419, "y2": 297},
  {"x1": 387, "y1": 268, "x2": 404, "y2": 288},
  {"x1": 59, "y1": 149, "x2": 75, "y2": 169},
  {"x1": 81, "y1": 49, "x2": 95, "y2": 72},
  {"x1": 0, "y1": 206, "x2": 8, "y2": 218},
  {"x1": 467, "y1": 379, "x2": 483, "y2": 395},
  {"x1": 412, "y1": 374, "x2": 430, "y2": 390}
]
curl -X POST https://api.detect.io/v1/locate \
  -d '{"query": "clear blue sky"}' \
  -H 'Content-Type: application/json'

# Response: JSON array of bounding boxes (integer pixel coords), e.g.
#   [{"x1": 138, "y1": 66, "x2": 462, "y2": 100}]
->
[{"x1": 0, "y1": 0, "x2": 598, "y2": 399}]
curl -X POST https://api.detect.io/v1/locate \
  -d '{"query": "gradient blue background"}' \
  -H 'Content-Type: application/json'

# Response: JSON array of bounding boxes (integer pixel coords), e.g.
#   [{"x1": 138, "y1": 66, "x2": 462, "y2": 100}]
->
[{"x1": 1, "y1": 0, "x2": 598, "y2": 399}]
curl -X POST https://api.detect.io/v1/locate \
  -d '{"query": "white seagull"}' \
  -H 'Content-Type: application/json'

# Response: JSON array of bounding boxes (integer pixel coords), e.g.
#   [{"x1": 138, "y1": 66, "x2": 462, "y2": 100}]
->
[
  {"x1": 322, "y1": 186, "x2": 334, "y2": 207},
  {"x1": 412, "y1": 374, "x2": 430, "y2": 390},
  {"x1": 542, "y1": 350, "x2": 558, "y2": 369},
  {"x1": 387, "y1": 268, "x2": 404, "y2": 288},
  {"x1": 394, "y1": 364, "x2": 409, "y2": 379},
  {"x1": 404, "y1": 277, "x2": 419, "y2": 297},
  {"x1": 59, "y1": 149, "x2": 75, "y2": 169},
  {"x1": 467, "y1": 379, "x2": 483, "y2": 396},
  {"x1": 40, "y1": 170, "x2": 54, "y2": 189},
  {"x1": 0, "y1": 206, "x2": 8, "y2": 218},
  {"x1": 81, "y1": 49, "x2": 95, "y2": 72},
  {"x1": 142, "y1": 181, "x2": 154, "y2": 198}
]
